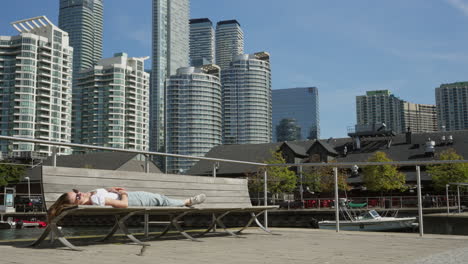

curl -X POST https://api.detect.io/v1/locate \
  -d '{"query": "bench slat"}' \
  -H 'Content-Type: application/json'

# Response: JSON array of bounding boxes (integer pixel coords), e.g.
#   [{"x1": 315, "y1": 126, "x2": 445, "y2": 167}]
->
[
  {"x1": 43, "y1": 166, "x2": 246, "y2": 185},
  {"x1": 43, "y1": 184, "x2": 250, "y2": 197},
  {"x1": 43, "y1": 176, "x2": 247, "y2": 191}
]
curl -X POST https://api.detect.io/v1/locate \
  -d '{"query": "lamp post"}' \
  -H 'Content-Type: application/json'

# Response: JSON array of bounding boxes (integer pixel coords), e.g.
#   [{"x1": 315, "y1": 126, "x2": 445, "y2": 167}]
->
[{"x1": 24, "y1": 176, "x2": 30, "y2": 199}]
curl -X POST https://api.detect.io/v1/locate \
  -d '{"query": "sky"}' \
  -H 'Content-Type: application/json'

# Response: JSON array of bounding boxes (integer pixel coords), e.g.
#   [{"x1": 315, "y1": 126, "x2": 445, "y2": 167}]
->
[{"x1": 2, "y1": 0, "x2": 468, "y2": 139}]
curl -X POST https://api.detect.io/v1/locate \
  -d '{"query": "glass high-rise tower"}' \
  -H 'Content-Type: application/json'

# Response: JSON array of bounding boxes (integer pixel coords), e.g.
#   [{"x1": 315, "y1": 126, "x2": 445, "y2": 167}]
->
[
  {"x1": 151, "y1": 0, "x2": 190, "y2": 153},
  {"x1": 215, "y1": 20, "x2": 243, "y2": 70},
  {"x1": 189, "y1": 18, "x2": 214, "y2": 67},
  {"x1": 59, "y1": 0, "x2": 103, "y2": 74},
  {"x1": 222, "y1": 52, "x2": 272, "y2": 144},
  {"x1": 272, "y1": 87, "x2": 320, "y2": 141}
]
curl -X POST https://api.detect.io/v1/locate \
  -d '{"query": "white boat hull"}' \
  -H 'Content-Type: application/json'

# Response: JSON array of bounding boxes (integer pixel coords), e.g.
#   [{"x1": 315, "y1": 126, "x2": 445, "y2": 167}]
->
[
  {"x1": 0, "y1": 221, "x2": 15, "y2": 229},
  {"x1": 318, "y1": 217, "x2": 416, "y2": 232}
]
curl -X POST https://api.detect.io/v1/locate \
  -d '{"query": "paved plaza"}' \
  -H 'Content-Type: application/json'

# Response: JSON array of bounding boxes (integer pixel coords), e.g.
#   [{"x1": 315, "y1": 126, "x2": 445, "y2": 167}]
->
[{"x1": 0, "y1": 228, "x2": 467, "y2": 264}]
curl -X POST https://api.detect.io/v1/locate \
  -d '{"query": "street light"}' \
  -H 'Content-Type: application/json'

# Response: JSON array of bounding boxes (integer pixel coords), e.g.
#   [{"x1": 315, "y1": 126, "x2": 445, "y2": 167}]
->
[{"x1": 24, "y1": 176, "x2": 30, "y2": 199}]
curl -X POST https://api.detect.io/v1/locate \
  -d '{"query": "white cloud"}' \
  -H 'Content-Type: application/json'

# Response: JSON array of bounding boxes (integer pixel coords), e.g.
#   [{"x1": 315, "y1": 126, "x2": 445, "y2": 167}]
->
[{"x1": 446, "y1": 0, "x2": 468, "y2": 16}]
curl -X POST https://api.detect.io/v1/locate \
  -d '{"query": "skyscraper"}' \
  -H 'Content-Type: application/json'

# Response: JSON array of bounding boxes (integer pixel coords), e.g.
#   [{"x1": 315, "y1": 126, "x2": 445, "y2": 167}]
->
[
  {"x1": 356, "y1": 90, "x2": 437, "y2": 134},
  {"x1": 0, "y1": 16, "x2": 73, "y2": 157},
  {"x1": 151, "y1": 0, "x2": 190, "y2": 153},
  {"x1": 272, "y1": 87, "x2": 320, "y2": 142},
  {"x1": 58, "y1": 0, "x2": 103, "y2": 74},
  {"x1": 75, "y1": 53, "x2": 150, "y2": 150},
  {"x1": 436, "y1": 82, "x2": 468, "y2": 131},
  {"x1": 166, "y1": 65, "x2": 222, "y2": 173},
  {"x1": 215, "y1": 20, "x2": 243, "y2": 70},
  {"x1": 222, "y1": 52, "x2": 272, "y2": 144},
  {"x1": 189, "y1": 18, "x2": 214, "y2": 66}
]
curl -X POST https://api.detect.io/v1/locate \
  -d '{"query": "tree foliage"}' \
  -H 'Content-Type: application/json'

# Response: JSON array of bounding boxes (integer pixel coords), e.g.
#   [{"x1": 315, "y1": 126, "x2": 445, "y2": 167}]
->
[
  {"x1": 264, "y1": 150, "x2": 297, "y2": 194},
  {"x1": 361, "y1": 151, "x2": 406, "y2": 192},
  {"x1": 246, "y1": 150, "x2": 297, "y2": 196},
  {"x1": 303, "y1": 163, "x2": 350, "y2": 193},
  {"x1": 427, "y1": 149, "x2": 468, "y2": 190},
  {"x1": 0, "y1": 163, "x2": 26, "y2": 187}
]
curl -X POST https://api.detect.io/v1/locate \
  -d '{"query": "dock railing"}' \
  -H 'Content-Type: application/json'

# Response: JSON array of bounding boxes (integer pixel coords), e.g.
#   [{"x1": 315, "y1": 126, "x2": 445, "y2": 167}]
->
[{"x1": 1, "y1": 135, "x2": 468, "y2": 237}]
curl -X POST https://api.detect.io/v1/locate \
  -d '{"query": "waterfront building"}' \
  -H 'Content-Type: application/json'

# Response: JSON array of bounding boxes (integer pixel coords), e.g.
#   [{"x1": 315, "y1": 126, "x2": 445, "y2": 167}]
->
[
  {"x1": 166, "y1": 65, "x2": 222, "y2": 173},
  {"x1": 151, "y1": 0, "x2": 190, "y2": 153},
  {"x1": 215, "y1": 20, "x2": 244, "y2": 70},
  {"x1": 58, "y1": 0, "x2": 103, "y2": 75},
  {"x1": 222, "y1": 52, "x2": 272, "y2": 144},
  {"x1": 0, "y1": 16, "x2": 73, "y2": 157},
  {"x1": 272, "y1": 87, "x2": 320, "y2": 141},
  {"x1": 75, "y1": 53, "x2": 150, "y2": 150},
  {"x1": 436, "y1": 82, "x2": 468, "y2": 131},
  {"x1": 356, "y1": 90, "x2": 437, "y2": 134},
  {"x1": 189, "y1": 18, "x2": 214, "y2": 67}
]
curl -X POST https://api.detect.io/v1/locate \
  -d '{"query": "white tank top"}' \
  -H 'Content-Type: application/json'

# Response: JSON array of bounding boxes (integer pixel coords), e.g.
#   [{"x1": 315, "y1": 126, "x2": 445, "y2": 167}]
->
[{"x1": 90, "y1": 188, "x2": 120, "y2": 206}]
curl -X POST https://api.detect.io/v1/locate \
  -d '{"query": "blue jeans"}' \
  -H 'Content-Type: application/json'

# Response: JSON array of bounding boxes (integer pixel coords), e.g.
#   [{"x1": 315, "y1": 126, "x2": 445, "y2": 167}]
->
[{"x1": 128, "y1": 191, "x2": 185, "y2": 207}]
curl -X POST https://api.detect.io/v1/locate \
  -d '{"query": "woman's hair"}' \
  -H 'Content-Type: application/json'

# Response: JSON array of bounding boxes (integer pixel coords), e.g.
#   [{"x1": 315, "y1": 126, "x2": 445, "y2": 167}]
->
[{"x1": 47, "y1": 192, "x2": 73, "y2": 223}]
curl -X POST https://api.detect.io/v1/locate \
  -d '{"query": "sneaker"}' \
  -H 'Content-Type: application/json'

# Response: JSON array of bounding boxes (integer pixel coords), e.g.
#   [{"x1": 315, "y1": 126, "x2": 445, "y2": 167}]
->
[{"x1": 190, "y1": 194, "x2": 206, "y2": 206}]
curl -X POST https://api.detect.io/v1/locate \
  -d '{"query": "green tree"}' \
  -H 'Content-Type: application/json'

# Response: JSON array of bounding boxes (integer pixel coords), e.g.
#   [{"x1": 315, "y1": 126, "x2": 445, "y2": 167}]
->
[
  {"x1": 362, "y1": 151, "x2": 406, "y2": 192},
  {"x1": 427, "y1": 149, "x2": 468, "y2": 190},
  {"x1": 303, "y1": 164, "x2": 350, "y2": 193},
  {"x1": 264, "y1": 150, "x2": 297, "y2": 195},
  {"x1": 0, "y1": 164, "x2": 26, "y2": 187}
]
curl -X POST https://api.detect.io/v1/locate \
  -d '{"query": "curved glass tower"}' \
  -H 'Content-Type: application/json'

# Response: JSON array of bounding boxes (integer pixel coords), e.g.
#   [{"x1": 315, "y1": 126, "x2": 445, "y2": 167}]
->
[
  {"x1": 59, "y1": 0, "x2": 103, "y2": 73},
  {"x1": 166, "y1": 65, "x2": 222, "y2": 173},
  {"x1": 222, "y1": 52, "x2": 272, "y2": 144}
]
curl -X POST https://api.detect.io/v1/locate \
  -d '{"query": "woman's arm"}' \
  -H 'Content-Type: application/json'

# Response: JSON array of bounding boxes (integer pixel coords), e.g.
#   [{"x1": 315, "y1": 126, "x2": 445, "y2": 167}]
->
[
  {"x1": 104, "y1": 190, "x2": 129, "y2": 208},
  {"x1": 106, "y1": 187, "x2": 127, "y2": 193}
]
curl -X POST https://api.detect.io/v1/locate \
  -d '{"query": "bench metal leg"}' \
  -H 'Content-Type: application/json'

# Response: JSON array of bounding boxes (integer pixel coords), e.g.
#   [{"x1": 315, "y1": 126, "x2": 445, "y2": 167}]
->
[
  {"x1": 171, "y1": 212, "x2": 201, "y2": 242},
  {"x1": 30, "y1": 223, "x2": 82, "y2": 251},
  {"x1": 51, "y1": 224, "x2": 83, "y2": 251},
  {"x1": 237, "y1": 211, "x2": 272, "y2": 234},
  {"x1": 98, "y1": 211, "x2": 149, "y2": 246},
  {"x1": 144, "y1": 213, "x2": 149, "y2": 238},
  {"x1": 214, "y1": 213, "x2": 241, "y2": 238},
  {"x1": 29, "y1": 225, "x2": 52, "y2": 247},
  {"x1": 29, "y1": 208, "x2": 83, "y2": 251},
  {"x1": 149, "y1": 222, "x2": 172, "y2": 239},
  {"x1": 196, "y1": 211, "x2": 240, "y2": 238},
  {"x1": 98, "y1": 217, "x2": 119, "y2": 242}
]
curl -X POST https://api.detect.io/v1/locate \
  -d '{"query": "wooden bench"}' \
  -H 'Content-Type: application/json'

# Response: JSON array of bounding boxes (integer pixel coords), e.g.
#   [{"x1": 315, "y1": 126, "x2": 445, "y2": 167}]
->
[{"x1": 30, "y1": 166, "x2": 277, "y2": 250}]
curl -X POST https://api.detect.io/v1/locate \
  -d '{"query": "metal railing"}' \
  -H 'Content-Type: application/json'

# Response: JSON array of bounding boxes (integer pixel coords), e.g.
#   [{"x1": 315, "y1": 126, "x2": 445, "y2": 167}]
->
[
  {"x1": 252, "y1": 195, "x2": 466, "y2": 210},
  {"x1": 1, "y1": 135, "x2": 468, "y2": 236}
]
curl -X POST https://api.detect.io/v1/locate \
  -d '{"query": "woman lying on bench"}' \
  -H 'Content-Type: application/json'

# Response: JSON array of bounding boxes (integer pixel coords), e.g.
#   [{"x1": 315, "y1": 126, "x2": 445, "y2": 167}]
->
[{"x1": 48, "y1": 187, "x2": 206, "y2": 222}]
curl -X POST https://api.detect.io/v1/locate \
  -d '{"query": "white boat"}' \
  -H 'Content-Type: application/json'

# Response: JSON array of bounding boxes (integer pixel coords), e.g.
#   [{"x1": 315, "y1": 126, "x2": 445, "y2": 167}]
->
[
  {"x1": 0, "y1": 218, "x2": 16, "y2": 229},
  {"x1": 318, "y1": 199, "x2": 417, "y2": 232},
  {"x1": 318, "y1": 210, "x2": 417, "y2": 231}
]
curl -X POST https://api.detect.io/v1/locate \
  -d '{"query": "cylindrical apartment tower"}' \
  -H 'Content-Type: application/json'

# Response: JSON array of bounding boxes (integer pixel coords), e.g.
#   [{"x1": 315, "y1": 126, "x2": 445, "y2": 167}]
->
[
  {"x1": 222, "y1": 52, "x2": 272, "y2": 144},
  {"x1": 166, "y1": 65, "x2": 222, "y2": 173}
]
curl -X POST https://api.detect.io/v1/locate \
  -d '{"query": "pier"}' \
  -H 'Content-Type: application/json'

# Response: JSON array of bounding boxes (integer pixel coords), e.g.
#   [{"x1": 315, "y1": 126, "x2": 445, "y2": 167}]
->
[{"x1": 0, "y1": 228, "x2": 467, "y2": 263}]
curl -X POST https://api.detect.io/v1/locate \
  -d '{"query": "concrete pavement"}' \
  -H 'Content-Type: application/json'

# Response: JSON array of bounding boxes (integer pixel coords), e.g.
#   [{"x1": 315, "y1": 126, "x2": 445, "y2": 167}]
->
[{"x1": 0, "y1": 228, "x2": 467, "y2": 264}]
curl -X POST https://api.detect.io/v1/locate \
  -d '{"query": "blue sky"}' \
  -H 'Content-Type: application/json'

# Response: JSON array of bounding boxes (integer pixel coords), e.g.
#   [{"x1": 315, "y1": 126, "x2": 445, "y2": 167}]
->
[{"x1": 2, "y1": 0, "x2": 468, "y2": 139}]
